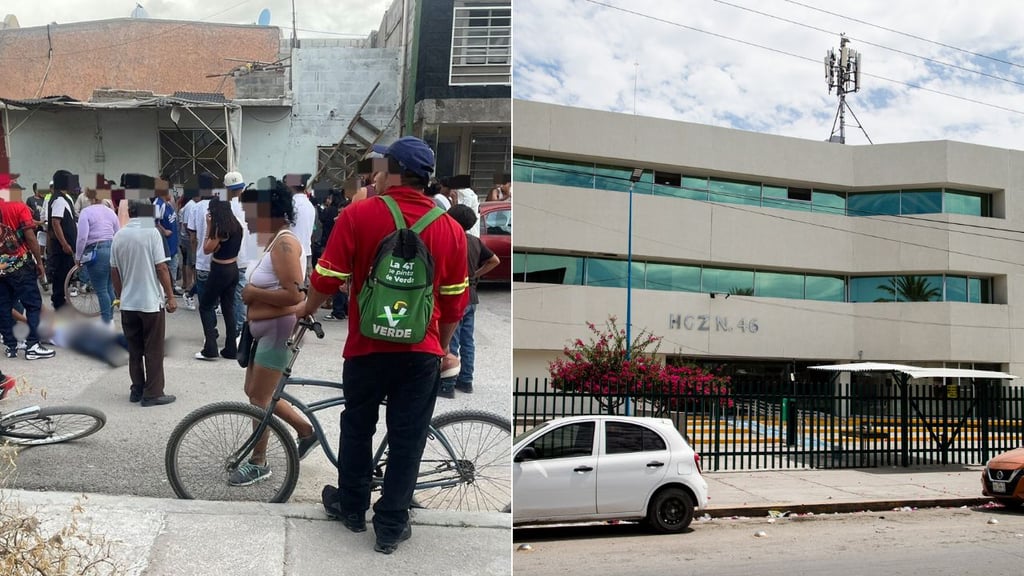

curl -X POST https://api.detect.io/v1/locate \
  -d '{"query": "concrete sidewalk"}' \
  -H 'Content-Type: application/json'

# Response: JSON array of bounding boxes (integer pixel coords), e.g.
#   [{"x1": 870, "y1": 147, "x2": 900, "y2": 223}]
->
[
  {"x1": 3, "y1": 489, "x2": 511, "y2": 575},
  {"x1": 703, "y1": 465, "x2": 990, "y2": 518}
]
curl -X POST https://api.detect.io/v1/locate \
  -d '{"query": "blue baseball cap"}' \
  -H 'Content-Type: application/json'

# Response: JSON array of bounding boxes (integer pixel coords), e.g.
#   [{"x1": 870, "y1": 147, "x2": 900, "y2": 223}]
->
[{"x1": 371, "y1": 136, "x2": 435, "y2": 181}]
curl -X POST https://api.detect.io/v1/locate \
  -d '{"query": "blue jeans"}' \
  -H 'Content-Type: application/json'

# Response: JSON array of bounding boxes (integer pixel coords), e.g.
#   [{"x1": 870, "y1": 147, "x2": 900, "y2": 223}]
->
[
  {"x1": 336, "y1": 353, "x2": 440, "y2": 542},
  {"x1": 0, "y1": 264, "x2": 43, "y2": 350},
  {"x1": 331, "y1": 289, "x2": 348, "y2": 318},
  {"x1": 83, "y1": 240, "x2": 115, "y2": 323},
  {"x1": 191, "y1": 269, "x2": 209, "y2": 299},
  {"x1": 234, "y1": 268, "x2": 247, "y2": 333},
  {"x1": 448, "y1": 304, "x2": 476, "y2": 387}
]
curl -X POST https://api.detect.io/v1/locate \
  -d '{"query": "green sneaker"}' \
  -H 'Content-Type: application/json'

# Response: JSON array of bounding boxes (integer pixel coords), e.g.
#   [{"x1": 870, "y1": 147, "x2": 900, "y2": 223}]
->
[{"x1": 228, "y1": 461, "x2": 272, "y2": 486}]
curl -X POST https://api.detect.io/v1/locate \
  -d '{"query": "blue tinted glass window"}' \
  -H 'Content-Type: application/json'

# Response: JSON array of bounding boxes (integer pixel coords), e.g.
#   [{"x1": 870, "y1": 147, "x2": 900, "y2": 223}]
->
[
  {"x1": 512, "y1": 253, "x2": 526, "y2": 282},
  {"x1": 755, "y1": 272, "x2": 804, "y2": 298},
  {"x1": 595, "y1": 164, "x2": 635, "y2": 193},
  {"x1": 848, "y1": 192, "x2": 900, "y2": 216},
  {"x1": 873, "y1": 275, "x2": 942, "y2": 302},
  {"x1": 969, "y1": 277, "x2": 991, "y2": 303},
  {"x1": 812, "y1": 190, "x2": 846, "y2": 215},
  {"x1": 703, "y1": 268, "x2": 754, "y2": 295},
  {"x1": 523, "y1": 254, "x2": 584, "y2": 285},
  {"x1": 763, "y1": 185, "x2": 812, "y2": 212},
  {"x1": 945, "y1": 190, "x2": 988, "y2": 216},
  {"x1": 646, "y1": 263, "x2": 701, "y2": 292},
  {"x1": 653, "y1": 184, "x2": 707, "y2": 200},
  {"x1": 805, "y1": 275, "x2": 845, "y2": 302},
  {"x1": 945, "y1": 276, "x2": 967, "y2": 302},
  {"x1": 900, "y1": 189, "x2": 942, "y2": 215},
  {"x1": 850, "y1": 276, "x2": 893, "y2": 302},
  {"x1": 512, "y1": 155, "x2": 532, "y2": 184},
  {"x1": 531, "y1": 157, "x2": 595, "y2": 188},
  {"x1": 709, "y1": 179, "x2": 761, "y2": 206},
  {"x1": 682, "y1": 176, "x2": 708, "y2": 190},
  {"x1": 586, "y1": 258, "x2": 644, "y2": 289}
]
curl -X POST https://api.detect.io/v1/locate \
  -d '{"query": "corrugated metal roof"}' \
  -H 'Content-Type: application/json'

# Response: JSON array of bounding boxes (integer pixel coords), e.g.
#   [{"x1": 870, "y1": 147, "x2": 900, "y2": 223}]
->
[
  {"x1": 0, "y1": 95, "x2": 79, "y2": 109},
  {"x1": 171, "y1": 91, "x2": 229, "y2": 104}
]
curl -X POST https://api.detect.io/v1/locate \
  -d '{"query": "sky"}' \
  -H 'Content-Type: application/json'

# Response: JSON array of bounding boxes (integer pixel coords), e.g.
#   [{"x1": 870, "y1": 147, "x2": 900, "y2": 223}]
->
[
  {"x1": 2, "y1": 0, "x2": 391, "y2": 39},
  {"x1": 514, "y1": 0, "x2": 1024, "y2": 149}
]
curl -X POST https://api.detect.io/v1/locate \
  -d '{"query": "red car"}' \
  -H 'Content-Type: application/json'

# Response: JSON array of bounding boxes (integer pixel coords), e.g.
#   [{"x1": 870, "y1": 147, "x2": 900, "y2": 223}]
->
[{"x1": 478, "y1": 201, "x2": 511, "y2": 282}]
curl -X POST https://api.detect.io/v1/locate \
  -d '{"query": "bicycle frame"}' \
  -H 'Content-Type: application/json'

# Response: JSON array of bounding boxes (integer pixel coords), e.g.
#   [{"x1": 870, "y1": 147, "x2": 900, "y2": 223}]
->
[{"x1": 226, "y1": 317, "x2": 469, "y2": 492}]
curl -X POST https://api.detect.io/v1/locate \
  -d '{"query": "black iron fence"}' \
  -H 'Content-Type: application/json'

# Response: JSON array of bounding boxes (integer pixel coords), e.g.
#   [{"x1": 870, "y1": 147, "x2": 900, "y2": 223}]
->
[{"x1": 514, "y1": 377, "x2": 1024, "y2": 471}]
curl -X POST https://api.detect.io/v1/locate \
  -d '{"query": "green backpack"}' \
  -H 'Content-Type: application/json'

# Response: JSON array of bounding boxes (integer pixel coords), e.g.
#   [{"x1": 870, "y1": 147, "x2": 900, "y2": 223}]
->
[{"x1": 358, "y1": 195, "x2": 445, "y2": 344}]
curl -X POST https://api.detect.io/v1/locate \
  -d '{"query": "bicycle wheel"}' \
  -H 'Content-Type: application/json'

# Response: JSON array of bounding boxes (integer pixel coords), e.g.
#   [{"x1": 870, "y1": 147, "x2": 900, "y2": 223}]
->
[
  {"x1": 165, "y1": 402, "x2": 300, "y2": 503},
  {"x1": 412, "y1": 410, "x2": 511, "y2": 512},
  {"x1": 0, "y1": 406, "x2": 106, "y2": 446},
  {"x1": 65, "y1": 264, "x2": 100, "y2": 317}
]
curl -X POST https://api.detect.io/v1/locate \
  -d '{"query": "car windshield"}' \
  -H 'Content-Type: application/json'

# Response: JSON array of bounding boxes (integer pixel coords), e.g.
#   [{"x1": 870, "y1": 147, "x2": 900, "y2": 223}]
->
[
  {"x1": 513, "y1": 420, "x2": 552, "y2": 445},
  {"x1": 485, "y1": 209, "x2": 511, "y2": 235}
]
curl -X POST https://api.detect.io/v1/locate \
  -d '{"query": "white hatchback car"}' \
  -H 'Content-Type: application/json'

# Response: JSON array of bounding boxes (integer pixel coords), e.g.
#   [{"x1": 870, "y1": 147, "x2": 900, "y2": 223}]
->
[{"x1": 513, "y1": 415, "x2": 709, "y2": 532}]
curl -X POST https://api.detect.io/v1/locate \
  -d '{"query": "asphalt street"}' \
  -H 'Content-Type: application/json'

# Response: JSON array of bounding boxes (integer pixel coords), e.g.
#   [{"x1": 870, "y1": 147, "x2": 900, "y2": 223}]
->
[{"x1": 3, "y1": 285, "x2": 511, "y2": 504}]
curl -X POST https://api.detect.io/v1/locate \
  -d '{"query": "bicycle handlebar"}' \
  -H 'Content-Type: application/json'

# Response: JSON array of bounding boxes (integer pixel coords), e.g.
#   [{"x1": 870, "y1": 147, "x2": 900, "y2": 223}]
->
[{"x1": 299, "y1": 315, "x2": 325, "y2": 339}]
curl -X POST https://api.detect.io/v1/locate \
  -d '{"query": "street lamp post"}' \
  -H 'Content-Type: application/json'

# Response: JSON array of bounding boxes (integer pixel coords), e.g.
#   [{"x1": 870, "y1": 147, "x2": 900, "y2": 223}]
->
[{"x1": 625, "y1": 168, "x2": 644, "y2": 416}]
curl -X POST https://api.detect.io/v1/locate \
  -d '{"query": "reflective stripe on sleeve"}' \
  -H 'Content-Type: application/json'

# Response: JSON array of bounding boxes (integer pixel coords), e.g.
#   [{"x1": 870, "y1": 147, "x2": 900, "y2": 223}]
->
[
  {"x1": 315, "y1": 263, "x2": 350, "y2": 280},
  {"x1": 439, "y1": 277, "x2": 469, "y2": 295}
]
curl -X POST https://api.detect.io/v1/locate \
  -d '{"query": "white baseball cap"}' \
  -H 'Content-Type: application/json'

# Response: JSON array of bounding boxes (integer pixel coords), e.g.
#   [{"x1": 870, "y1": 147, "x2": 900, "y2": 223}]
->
[{"x1": 224, "y1": 171, "x2": 245, "y2": 190}]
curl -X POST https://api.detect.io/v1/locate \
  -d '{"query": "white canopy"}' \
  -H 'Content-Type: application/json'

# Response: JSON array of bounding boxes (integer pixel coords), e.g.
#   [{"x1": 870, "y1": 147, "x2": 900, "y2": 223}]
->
[{"x1": 809, "y1": 362, "x2": 1017, "y2": 380}]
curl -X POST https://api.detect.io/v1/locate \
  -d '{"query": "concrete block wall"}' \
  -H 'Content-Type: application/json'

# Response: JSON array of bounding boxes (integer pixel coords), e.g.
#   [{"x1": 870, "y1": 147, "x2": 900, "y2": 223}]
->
[
  {"x1": 235, "y1": 70, "x2": 288, "y2": 99},
  {"x1": 289, "y1": 45, "x2": 402, "y2": 154}
]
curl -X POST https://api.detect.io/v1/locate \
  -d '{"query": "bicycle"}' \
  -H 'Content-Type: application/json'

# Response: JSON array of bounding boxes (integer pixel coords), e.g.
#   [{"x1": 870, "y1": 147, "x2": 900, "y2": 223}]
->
[
  {"x1": 164, "y1": 316, "x2": 511, "y2": 512},
  {"x1": 0, "y1": 403, "x2": 106, "y2": 446},
  {"x1": 64, "y1": 264, "x2": 100, "y2": 317}
]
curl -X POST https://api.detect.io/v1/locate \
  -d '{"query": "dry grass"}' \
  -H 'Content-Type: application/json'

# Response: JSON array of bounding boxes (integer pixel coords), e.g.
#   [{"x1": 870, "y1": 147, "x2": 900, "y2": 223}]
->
[{"x1": 0, "y1": 378, "x2": 127, "y2": 576}]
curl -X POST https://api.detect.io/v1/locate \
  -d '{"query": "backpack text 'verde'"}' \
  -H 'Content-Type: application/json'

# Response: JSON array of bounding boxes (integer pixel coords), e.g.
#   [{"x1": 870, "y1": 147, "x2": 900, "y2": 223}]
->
[{"x1": 357, "y1": 196, "x2": 445, "y2": 344}]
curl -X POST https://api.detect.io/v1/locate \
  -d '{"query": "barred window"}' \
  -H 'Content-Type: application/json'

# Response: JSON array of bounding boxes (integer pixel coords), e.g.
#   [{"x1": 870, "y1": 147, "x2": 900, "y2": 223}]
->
[{"x1": 450, "y1": 1, "x2": 511, "y2": 86}]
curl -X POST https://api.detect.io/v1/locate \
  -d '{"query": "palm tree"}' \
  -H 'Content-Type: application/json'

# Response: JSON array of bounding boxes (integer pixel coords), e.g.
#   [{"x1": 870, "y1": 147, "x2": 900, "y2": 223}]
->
[{"x1": 875, "y1": 276, "x2": 941, "y2": 302}]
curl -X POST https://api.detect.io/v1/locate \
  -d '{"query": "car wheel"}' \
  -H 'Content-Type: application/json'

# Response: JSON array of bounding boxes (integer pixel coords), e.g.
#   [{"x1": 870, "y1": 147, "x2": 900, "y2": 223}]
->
[{"x1": 646, "y1": 487, "x2": 694, "y2": 533}]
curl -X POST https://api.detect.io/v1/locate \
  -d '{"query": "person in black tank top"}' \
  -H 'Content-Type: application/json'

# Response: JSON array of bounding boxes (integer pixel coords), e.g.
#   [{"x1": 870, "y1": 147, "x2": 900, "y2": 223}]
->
[{"x1": 195, "y1": 198, "x2": 242, "y2": 360}]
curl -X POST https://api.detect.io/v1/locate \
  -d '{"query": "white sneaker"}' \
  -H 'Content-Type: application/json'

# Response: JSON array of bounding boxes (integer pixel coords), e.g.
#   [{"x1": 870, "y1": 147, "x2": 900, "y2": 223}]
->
[
  {"x1": 69, "y1": 286, "x2": 80, "y2": 298},
  {"x1": 194, "y1": 351, "x2": 217, "y2": 361},
  {"x1": 25, "y1": 343, "x2": 56, "y2": 360},
  {"x1": 16, "y1": 341, "x2": 26, "y2": 351},
  {"x1": 183, "y1": 295, "x2": 196, "y2": 311}
]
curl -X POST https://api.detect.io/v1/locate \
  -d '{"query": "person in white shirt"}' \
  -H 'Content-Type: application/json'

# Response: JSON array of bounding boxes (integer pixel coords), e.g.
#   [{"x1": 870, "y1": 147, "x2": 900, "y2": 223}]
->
[
  {"x1": 224, "y1": 171, "x2": 257, "y2": 333},
  {"x1": 179, "y1": 193, "x2": 201, "y2": 303},
  {"x1": 185, "y1": 184, "x2": 213, "y2": 311},
  {"x1": 453, "y1": 186, "x2": 480, "y2": 237},
  {"x1": 288, "y1": 177, "x2": 316, "y2": 278}
]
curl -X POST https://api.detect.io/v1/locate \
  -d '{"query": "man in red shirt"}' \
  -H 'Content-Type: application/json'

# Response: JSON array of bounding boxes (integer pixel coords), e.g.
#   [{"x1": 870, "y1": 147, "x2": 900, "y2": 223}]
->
[
  {"x1": 0, "y1": 173, "x2": 53, "y2": 360},
  {"x1": 301, "y1": 136, "x2": 468, "y2": 554}
]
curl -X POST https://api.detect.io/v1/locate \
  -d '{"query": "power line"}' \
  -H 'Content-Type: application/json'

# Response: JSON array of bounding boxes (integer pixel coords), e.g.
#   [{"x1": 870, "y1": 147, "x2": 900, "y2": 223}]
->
[
  {"x1": 781, "y1": 0, "x2": 1024, "y2": 71},
  {"x1": 578, "y1": 0, "x2": 1024, "y2": 118},
  {"x1": 711, "y1": 0, "x2": 1024, "y2": 90}
]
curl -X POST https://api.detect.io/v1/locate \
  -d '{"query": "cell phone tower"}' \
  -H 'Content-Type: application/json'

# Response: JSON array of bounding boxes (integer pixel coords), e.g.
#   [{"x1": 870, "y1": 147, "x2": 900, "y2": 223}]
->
[{"x1": 825, "y1": 34, "x2": 871, "y2": 144}]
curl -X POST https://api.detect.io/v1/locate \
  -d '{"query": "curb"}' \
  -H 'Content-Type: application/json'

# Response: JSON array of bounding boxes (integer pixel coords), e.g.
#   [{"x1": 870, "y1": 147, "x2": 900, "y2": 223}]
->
[
  {"x1": 705, "y1": 497, "x2": 992, "y2": 519},
  {"x1": 2, "y1": 489, "x2": 512, "y2": 530}
]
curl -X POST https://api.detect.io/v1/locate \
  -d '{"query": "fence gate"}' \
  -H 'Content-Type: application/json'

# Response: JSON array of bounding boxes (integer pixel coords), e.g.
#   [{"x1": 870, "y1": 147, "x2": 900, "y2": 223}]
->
[{"x1": 514, "y1": 375, "x2": 1024, "y2": 471}]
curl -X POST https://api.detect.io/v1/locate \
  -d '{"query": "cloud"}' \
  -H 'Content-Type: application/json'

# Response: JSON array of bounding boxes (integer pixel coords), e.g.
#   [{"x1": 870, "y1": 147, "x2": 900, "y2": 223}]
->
[
  {"x1": 515, "y1": 0, "x2": 1024, "y2": 149},
  {"x1": 3, "y1": 0, "x2": 391, "y2": 38}
]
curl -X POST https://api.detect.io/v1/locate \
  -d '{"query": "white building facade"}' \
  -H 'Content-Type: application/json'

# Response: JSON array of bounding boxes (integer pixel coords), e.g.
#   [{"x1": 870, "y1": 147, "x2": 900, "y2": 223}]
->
[{"x1": 513, "y1": 99, "x2": 1024, "y2": 382}]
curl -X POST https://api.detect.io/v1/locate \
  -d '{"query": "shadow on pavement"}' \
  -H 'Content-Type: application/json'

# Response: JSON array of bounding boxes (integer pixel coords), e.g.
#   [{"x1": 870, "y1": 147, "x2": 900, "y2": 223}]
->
[{"x1": 513, "y1": 522, "x2": 693, "y2": 542}]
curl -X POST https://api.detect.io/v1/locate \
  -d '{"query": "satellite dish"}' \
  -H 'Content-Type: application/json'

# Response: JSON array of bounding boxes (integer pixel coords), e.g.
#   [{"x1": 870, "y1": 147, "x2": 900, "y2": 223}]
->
[
  {"x1": 2, "y1": 14, "x2": 20, "y2": 29},
  {"x1": 130, "y1": 3, "x2": 150, "y2": 19},
  {"x1": 257, "y1": 8, "x2": 271, "y2": 26}
]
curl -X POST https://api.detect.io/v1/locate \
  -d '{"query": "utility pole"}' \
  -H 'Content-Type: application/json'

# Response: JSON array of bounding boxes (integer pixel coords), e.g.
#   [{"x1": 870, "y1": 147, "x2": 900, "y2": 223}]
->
[{"x1": 825, "y1": 34, "x2": 871, "y2": 144}]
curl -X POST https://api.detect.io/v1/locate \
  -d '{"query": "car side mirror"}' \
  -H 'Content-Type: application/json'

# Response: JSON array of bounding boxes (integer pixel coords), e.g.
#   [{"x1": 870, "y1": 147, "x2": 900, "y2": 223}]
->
[{"x1": 515, "y1": 446, "x2": 538, "y2": 462}]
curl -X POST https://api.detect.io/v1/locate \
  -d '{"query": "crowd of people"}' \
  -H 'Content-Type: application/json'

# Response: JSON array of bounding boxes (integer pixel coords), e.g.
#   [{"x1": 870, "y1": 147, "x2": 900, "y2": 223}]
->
[{"x1": 0, "y1": 138, "x2": 506, "y2": 554}]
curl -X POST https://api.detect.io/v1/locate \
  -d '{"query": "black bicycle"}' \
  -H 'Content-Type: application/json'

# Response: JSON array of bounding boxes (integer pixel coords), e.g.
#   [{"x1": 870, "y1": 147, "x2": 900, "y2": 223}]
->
[{"x1": 164, "y1": 316, "x2": 511, "y2": 512}]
